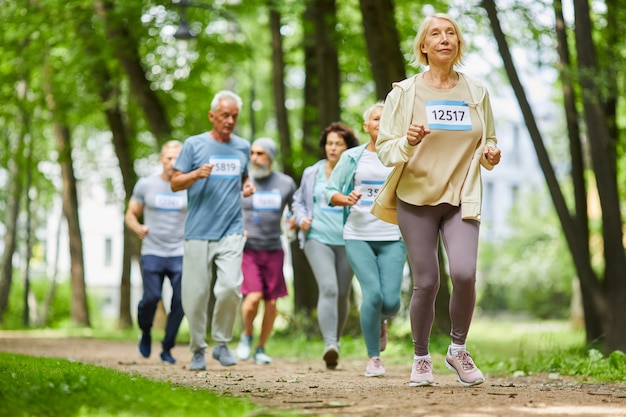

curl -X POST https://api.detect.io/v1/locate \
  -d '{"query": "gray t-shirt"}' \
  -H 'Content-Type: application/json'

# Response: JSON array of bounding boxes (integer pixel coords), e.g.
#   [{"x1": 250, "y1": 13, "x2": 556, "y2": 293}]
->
[
  {"x1": 242, "y1": 171, "x2": 296, "y2": 251},
  {"x1": 130, "y1": 173, "x2": 187, "y2": 257}
]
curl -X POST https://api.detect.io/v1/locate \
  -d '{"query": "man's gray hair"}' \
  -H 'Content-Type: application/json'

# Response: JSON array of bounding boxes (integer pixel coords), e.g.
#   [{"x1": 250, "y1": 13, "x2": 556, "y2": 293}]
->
[
  {"x1": 211, "y1": 90, "x2": 243, "y2": 112},
  {"x1": 160, "y1": 140, "x2": 183, "y2": 154}
]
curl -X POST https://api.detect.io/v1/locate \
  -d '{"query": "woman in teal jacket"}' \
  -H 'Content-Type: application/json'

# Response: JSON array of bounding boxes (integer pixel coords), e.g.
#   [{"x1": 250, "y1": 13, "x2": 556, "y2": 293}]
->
[{"x1": 325, "y1": 103, "x2": 406, "y2": 377}]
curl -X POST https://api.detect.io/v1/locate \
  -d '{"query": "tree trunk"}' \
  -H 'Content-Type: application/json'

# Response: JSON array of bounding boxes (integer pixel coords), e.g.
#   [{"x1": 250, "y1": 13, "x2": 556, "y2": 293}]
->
[
  {"x1": 93, "y1": 0, "x2": 172, "y2": 145},
  {"x1": 483, "y1": 0, "x2": 626, "y2": 352},
  {"x1": 358, "y1": 0, "x2": 406, "y2": 100},
  {"x1": 294, "y1": 0, "x2": 346, "y2": 324},
  {"x1": 482, "y1": 0, "x2": 608, "y2": 336},
  {"x1": 42, "y1": 65, "x2": 91, "y2": 327},
  {"x1": 267, "y1": 1, "x2": 318, "y2": 319},
  {"x1": 552, "y1": 0, "x2": 603, "y2": 342},
  {"x1": 99, "y1": 81, "x2": 136, "y2": 330},
  {"x1": 37, "y1": 213, "x2": 64, "y2": 326},
  {"x1": 573, "y1": 0, "x2": 626, "y2": 352},
  {"x1": 90, "y1": 3, "x2": 168, "y2": 328},
  {"x1": 56, "y1": 123, "x2": 90, "y2": 327},
  {"x1": 0, "y1": 135, "x2": 25, "y2": 322},
  {"x1": 301, "y1": 0, "x2": 323, "y2": 163},
  {"x1": 52, "y1": 122, "x2": 91, "y2": 326},
  {"x1": 303, "y1": 0, "x2": 341, "y2": 133},
  {"x1": 268, "y1": 1, "x2": 295, "y2": 179},
  {"x1": 290, "y1": 240, "x2": 318, "y2": 315},
  {"x1": 21, "y1": 139, "x2": 34, "y2": 326}
]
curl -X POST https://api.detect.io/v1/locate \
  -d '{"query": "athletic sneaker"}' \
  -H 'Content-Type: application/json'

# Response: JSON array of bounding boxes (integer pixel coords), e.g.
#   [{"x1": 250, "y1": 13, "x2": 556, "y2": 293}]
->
[
  {"x1": 212, "y1": 344, "x2": 237, "y2": 366},
  {"x1": 138, "y1": 332, "x2": 151, "y2": 358},
  {"x1": 364, "y1": 357, "x2": 385, "y2": 377},
  {"x1": 160, "y1": 350, "x2": 176, "y2": 365},
  {"x1": 253, "y1": 347, "x2": 272, "y2": 364},
  {"x1": 189, "y1": 349, "x2": 206, "y2": 371},
  {"x1": 379, "y1": 320, "x2": 388, "y2": 352},
  {"x1": 236, "y1": 334, "x2": 253, "y2": 360},
  {"x1": 323, "y1": 345, "x2": 339, "y2": 370},
  {"x1": 445, "y1": 349, "x2": 485, "y2": 387},
  {"x1": 409, "y1": 358, "x2": 435, "y2": 387}
]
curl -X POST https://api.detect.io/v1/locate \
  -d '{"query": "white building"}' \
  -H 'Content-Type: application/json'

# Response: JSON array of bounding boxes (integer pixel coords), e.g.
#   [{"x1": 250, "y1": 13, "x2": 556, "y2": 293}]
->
[{"x1": 44, "y1": 137, "x2": 145, "y2": 320}]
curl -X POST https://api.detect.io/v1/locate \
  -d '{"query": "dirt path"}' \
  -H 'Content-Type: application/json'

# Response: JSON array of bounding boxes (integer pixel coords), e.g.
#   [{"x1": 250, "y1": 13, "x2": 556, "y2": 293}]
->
[{"x1": 1, "y1": 333, "x2": 626, "y2": 416}]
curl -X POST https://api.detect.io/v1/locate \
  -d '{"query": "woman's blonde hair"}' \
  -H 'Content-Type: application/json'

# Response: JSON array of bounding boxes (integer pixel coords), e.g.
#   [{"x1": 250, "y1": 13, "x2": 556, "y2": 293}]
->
[{"x1": 411, "y1": 13, "x2": 466, "y2": 68}]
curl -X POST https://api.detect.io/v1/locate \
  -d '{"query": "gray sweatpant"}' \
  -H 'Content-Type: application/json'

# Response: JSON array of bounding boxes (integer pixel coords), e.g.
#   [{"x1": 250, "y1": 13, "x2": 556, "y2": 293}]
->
[
  {"x1": 182, "y1": 235, "x2": 246, "y2": 353},
  {"x1": 396, "y1": 200, "x2": 479, "y2": 357},
  {"x1": 304, "y1": 239, "x2": 354, "y2": 348}
]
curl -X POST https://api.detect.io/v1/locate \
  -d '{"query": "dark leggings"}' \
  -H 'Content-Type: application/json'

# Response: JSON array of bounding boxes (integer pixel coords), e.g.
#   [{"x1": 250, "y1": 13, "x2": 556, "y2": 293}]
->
[{"x1": 396, "y1": 200, "x2": 479, "y2": 356}]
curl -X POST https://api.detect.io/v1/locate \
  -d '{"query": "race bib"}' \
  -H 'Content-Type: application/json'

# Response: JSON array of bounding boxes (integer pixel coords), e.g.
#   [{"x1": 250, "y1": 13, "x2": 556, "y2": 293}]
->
[
  {"x1": 154, "y1": 193, "x2": 185, "y2": 211},
  {"x1": 358, "y1": 180, "x2": 384, "y2": 206},
  {"x1": 252, "y1": 191, "x2": 282, "y2": 211},
  {"x1": 425, "y1": 100, "x2": 472, "y2": 131},
  {"x1": 209, "y1": 155, "x2": 241, "y2": 178}
]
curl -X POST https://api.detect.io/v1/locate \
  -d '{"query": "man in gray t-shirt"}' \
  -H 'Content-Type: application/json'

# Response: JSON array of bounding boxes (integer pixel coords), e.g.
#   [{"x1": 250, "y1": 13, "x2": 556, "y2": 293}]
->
[
  {"x1": 125, "y1": 140, "x2": 187, "y2": 365},
  {"x1": 236, "y1": 138, "x2": 297, "y2": 364}
]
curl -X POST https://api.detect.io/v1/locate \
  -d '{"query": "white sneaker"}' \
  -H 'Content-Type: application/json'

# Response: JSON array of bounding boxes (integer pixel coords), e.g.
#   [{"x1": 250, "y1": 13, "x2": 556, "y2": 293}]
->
[
  {"x1": 253, "y1": 347, "x2": 272, "y2": 364},
  {"x1": 236, "y1": 334, "x2": 253, "y2": 360}
]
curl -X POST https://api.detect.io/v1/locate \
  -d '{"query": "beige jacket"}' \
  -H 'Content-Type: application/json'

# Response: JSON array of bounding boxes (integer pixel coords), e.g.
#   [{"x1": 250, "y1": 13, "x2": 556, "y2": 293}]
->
[{"x1": 372, "y1": 72, "x2": 497, "y2": 224}]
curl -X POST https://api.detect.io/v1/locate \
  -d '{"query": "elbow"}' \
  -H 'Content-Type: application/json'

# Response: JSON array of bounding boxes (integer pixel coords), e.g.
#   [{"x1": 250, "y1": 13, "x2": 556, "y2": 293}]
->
[{"x1": 170, "y1": 180, "x2": 182, "y2": 192}]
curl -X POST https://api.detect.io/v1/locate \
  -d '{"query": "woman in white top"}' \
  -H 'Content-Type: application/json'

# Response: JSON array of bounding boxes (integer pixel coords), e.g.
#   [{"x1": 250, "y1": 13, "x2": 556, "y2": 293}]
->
[{"x1": 325, "y1": 103, "x2": 407, "y2": 377}]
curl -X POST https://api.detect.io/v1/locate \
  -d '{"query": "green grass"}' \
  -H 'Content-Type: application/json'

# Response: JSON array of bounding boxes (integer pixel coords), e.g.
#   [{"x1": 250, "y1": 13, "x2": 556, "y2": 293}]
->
[
  {"x1": 268, "y1": 316, "x2": 626, "y2": 382},
  {"x1": 465, "y1": 318, "x2": 626, "y2": 382},
  {"x1": 0, "y1": 353, "x2": 292, "y2": 417},
  {"x1": 2, "y1": 317, "x2": 625, "y2": 417}
]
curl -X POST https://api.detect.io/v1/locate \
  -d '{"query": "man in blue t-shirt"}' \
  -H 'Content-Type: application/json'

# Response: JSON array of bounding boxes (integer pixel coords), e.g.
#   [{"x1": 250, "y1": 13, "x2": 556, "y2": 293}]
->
[
  {"x1": 171, "y1": 90, "x2": 256, "y2": 371},
  {"x1": 125, "y1": 140, "x2": 187, "y2": 365}
]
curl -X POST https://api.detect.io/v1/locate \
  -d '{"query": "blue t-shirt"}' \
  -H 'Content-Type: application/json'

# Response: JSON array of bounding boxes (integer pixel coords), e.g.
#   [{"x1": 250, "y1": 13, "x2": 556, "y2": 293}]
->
[{"x1": 174, "y1": 132, "x2": 250, "y2": 240}]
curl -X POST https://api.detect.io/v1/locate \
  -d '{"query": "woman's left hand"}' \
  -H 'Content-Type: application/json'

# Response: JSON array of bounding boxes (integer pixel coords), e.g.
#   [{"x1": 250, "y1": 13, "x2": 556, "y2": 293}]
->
[{"x1": 484, "y1": 146, "x2": 501, "y2": 166}]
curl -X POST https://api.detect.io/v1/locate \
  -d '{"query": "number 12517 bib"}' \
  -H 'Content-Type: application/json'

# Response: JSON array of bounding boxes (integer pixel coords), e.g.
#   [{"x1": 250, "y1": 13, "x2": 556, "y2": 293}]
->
[{"x1": 425, "y1": 100, "x2": 472, "y2": 131}]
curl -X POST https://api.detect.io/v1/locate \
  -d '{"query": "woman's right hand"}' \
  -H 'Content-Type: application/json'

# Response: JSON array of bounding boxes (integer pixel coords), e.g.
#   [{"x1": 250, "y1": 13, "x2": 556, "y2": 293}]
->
[
  {"x1": 300, "y1": 217, "x2": 313, "y2": 232},
  {"x1": 407, "y1": 123, "x2": 431, "y2": 146}
]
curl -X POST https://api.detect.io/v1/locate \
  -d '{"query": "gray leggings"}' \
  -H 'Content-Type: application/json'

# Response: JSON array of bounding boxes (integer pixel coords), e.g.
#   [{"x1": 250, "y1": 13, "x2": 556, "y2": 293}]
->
[
  {"x1": 396, "y1": 200, "x2": 479, "y2": 356},
  {"x1": 304, "y1": 239, "x2": 354, "y2": 348}
]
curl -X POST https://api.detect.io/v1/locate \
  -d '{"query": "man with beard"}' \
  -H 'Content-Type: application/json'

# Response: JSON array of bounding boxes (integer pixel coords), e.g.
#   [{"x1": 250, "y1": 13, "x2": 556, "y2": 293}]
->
[{"x1": 236, "y1": 138, "x2": 297, "y2": 364}]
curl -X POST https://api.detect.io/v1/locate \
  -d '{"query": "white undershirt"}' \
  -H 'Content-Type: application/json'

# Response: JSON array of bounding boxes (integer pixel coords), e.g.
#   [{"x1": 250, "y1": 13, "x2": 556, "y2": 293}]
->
[{"x1": 343, "y1": 150, "x2": 403, "y2": 241}]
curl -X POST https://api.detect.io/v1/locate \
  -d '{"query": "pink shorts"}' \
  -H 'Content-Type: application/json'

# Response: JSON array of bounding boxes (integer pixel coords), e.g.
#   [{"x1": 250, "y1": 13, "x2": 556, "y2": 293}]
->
[{"x1": 241, "y1": 248, "x2": 288, "y2": 300}]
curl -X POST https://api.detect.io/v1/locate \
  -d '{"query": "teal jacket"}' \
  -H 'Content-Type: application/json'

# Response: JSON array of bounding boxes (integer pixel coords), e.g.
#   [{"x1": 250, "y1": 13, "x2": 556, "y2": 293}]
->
[{"x1": 324, "y1": 144, "x2": 368, "y2": 223}]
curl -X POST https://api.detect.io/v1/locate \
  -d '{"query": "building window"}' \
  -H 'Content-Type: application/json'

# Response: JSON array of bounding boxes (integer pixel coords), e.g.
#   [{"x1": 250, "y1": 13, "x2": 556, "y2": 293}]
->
[
  {"x1": 104, "y1": 237, "x2": 112, "y2": 267},
  {"x1": 483, "y1": 181, "x2": 494, "y2": 223},
  {"x1": 511, "y1": 184, "x2": 519, "y2": 209},
  {"x1": 511, "y1": 124, "x2": 520, "y2": 166}
]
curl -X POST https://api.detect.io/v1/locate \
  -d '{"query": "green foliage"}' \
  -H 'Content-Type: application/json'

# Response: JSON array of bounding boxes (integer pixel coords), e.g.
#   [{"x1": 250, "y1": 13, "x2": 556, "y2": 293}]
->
[
  {"x1": 478, "y1": 188, "x2": 575, "y2": 319},
  {"x1": 0, "y1": 353, "x2": 286, "y2": 417},
  {"x1": 1, "y1": 278, "x2": 72, "y2": 330}
]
